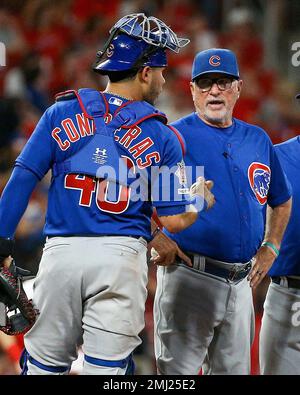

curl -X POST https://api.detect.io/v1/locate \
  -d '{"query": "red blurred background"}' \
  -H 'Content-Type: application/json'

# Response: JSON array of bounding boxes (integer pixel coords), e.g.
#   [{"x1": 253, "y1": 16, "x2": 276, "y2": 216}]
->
[{"x1": 0, "y1": 0, "x2": 299, "y2": 375}]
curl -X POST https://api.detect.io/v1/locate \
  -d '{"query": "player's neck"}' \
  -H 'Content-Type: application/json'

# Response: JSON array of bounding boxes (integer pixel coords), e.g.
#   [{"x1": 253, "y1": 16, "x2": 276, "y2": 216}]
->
[{"x1": 104, "y1": 82, "x2": 141, "y2": 101}]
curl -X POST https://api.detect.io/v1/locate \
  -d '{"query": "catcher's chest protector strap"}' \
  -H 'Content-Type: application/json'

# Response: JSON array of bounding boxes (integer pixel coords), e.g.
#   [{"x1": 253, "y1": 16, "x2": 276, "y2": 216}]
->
[{"x1": 53, "y1": 89, "x2": 169, "y2": 185}]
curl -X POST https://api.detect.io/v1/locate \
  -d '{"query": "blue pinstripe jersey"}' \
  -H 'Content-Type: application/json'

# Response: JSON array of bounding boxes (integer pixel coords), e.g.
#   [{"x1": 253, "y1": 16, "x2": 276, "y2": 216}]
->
[
  {"x1": 13, "y1": 93, "x2": 191, "y2": 240},
  {"x1": 269, "y1": 136, "x2": 300, "y2": 276},
  {"x1": 165, "y1": 113, "x2": 292, "y2": 263}
]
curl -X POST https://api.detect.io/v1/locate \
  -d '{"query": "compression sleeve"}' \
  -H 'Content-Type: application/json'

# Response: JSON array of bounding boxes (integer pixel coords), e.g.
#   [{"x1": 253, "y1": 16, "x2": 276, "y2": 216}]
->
[{"x1": 0, "y1": 165, "x2": 40, "y2": 238}]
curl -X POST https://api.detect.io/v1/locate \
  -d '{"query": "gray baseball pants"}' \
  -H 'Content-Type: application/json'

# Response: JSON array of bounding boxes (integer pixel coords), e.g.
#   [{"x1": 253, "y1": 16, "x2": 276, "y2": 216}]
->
[
  {"x1": 154, "y1": 264, "x2": 255, "y2": 375},
  {"x1": 259, "y1": 278, "x2": 300, "y2": 375},
  {"x1": 23, "y1": 236, "x2": 148, "y2": 375}
]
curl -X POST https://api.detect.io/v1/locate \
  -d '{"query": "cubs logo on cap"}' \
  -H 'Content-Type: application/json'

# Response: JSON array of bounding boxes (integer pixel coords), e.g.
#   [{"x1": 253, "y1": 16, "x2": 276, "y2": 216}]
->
[
  {"x1": 209, "y1": 55, "x2": 221, "y2": 67},
  {"x1": 248, "y1": 162, "x2": 271, "y2": 205},
  {"x1": 106, "y1": 44, "x2": 114, "y2": 58},
  {"x1": 192, "y1": 48, "x2": 240, "y2": 81}
]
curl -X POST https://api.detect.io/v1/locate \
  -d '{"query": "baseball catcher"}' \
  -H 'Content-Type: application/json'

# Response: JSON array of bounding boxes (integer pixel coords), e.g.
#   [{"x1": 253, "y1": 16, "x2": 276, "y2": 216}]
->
[
  {"x1": 0, "y1": 238, "x2": 38, "y2": 336},
  {"x1": 0, "y1": 13, "x2": 212, "y2": 375}
]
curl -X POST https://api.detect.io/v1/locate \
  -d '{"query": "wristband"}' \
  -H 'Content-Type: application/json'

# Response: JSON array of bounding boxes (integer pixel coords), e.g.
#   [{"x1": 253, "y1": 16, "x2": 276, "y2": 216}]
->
[
  {"x1": 0, "y1": 237, "x2": 14, "y2": 258},
  {"x1": 261, "y1": 241, "x2": 280, "y2": 257},
  {"x1": 193, "y1": 195, "x2": 208, "y2": 212},
  {"x1": 151, "y1": 227, "x2": 161, "y2": 239}
]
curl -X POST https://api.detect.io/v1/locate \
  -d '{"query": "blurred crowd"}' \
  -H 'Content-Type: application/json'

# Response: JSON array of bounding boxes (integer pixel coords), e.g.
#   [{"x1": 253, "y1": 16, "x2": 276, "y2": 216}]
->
[{"x1": 0, "y1": 0, "x2": 299, "y2": 375}]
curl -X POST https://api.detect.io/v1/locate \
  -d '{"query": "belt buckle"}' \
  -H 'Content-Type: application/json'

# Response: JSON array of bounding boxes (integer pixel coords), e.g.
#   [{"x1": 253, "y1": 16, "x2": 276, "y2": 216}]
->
[
  {"x1": 228, "y1": 266, "x2": 238, "y2": 283},
  {"x1": 228, "y1": 262, "x2": 251, "y2": 283}
]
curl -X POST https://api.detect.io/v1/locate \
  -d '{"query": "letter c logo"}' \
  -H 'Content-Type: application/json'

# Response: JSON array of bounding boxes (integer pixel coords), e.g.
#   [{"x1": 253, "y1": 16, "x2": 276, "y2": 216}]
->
[
  {"x1": 106, "y1": 44, "x2": 114, "y2": 58},
  {"x1": 209, "y1": 55, "x2": 221, "y2": 67}
]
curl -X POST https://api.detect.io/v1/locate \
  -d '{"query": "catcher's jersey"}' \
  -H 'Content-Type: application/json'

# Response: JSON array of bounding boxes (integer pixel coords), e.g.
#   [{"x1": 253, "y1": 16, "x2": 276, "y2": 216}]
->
[
  {"x1": 165, "y1": 112, "x2": 292, "y2": 263},
  {"x1": 269, "y1": 136, "x2": 300, "y2": 276},
  {"x1": 11, "y1": 92, "x2": 190, "y2": 240}
]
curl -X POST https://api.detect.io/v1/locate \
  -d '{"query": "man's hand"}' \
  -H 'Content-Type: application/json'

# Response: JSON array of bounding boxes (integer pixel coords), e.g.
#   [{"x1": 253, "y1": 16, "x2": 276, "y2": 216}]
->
[
  {"x1": 247, "y1": 245, "x2": 277, "y2": 289},
  {"x1": 1, "y1": 257, "x2": 13, "y2": 269},
  {"x1": 190, "y1": 177, "x2": 215, "y2": 209},
  {"x1": 0, "y1": 238, "x2": 15, "y2": 268},
  {"x1": 248, "y1": 199, "x2": 291, "y2": 289},
  {"x1": 148, "y1": 230, "x2": 192, "y2": 267}
]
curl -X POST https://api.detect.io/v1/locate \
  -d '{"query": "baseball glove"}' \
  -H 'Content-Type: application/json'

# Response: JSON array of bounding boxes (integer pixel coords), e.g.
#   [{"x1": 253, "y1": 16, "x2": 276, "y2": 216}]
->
[{"x1": 0, "y1": 262, "x2": 38, "y2": 336}]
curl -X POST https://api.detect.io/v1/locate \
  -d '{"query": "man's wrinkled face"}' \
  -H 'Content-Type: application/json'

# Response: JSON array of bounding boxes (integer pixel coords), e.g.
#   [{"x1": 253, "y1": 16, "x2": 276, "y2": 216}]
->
[{"x1": 190, "y1": 73, "x2": 243, "y2": 127}]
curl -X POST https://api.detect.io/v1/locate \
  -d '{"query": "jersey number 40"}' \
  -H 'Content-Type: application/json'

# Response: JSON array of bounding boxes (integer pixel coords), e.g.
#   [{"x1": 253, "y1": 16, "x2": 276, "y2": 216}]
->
[{"x1": 64, "y1": 174, "x2": 130, "y2": 214}]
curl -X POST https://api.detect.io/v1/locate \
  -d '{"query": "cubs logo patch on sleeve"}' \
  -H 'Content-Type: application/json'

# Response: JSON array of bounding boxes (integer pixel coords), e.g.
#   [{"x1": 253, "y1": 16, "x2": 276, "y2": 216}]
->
[{"x1": 248, "y1": 162, "x2": 271, "y2": 205}]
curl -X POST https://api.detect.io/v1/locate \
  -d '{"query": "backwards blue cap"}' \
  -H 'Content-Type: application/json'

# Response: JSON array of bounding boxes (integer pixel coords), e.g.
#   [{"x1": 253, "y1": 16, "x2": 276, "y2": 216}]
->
[
  {"x1": 94, "y1": 13, "x2": 189, "y2": 74},
  {"x1": 94, "y1": 33, "x2": 167, "y2": 73},
  {"x1": 192, "y1": 48, "x2": 240, "y2": 81}
]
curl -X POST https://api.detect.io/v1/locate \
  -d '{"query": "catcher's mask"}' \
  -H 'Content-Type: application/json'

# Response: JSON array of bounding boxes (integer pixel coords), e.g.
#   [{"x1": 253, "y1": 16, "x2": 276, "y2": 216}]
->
[{"x1": 93, "y1": 13, "x2": 190, "y2": 74}]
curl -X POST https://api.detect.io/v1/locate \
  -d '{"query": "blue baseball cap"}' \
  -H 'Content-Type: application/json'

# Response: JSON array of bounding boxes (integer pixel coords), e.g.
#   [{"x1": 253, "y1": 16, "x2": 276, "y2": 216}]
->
[{"x1": 191, "y1": 48, "x2": 240, "y2": 81}]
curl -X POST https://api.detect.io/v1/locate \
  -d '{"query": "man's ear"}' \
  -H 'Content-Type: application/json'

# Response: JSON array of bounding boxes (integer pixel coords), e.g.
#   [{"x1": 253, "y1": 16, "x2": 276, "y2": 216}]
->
[
  {"x1": 139, "y1": 66, "x2": 152, "y2": 83},
  {"x1": 190, "y1": 81, "x2": 195, "y2": 99},
  {"x1": 237, "y1": 79, "x2": 243, "y2": 97}
]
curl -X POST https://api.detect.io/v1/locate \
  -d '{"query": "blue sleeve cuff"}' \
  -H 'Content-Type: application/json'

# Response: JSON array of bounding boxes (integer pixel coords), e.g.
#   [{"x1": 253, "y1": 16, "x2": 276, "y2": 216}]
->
[
  {"x1": 267, "y1": 192, "x2": 292, "y2": 209},
  {"x1": 155, "y1": 204, "x2": 188, "y2": 216},
  {"x1": 155, "y1": 195, "x2": 208, "y2": 216}
]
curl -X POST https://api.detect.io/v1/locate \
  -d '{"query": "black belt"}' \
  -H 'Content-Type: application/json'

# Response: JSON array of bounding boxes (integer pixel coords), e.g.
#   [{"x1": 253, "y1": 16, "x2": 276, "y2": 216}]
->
[
  {"x1": 177, "y1": 253, "x2": 252, "y2": 283},
  {"x1": 272, "y1": 276, "x2": 300, "y2": 290}
]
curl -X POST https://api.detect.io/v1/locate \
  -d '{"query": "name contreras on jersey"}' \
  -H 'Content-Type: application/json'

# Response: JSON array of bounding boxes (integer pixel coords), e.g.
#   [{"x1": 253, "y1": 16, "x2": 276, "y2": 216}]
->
[
  {"x1": 51, "y1": 113, "x2": 93, "y2": 150},
  {"x1": 114, "y1": 125, "x2": 161, "y2": 169},
  {"x1": 51, "y1": 113, "x2": 161, "y2": 169}
]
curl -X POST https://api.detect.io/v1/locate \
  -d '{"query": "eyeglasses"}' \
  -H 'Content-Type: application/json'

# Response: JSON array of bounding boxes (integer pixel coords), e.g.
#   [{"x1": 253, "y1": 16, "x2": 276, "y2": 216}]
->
[{"x1": 195, "y1": 77, "x2": 236, "y2": 92}]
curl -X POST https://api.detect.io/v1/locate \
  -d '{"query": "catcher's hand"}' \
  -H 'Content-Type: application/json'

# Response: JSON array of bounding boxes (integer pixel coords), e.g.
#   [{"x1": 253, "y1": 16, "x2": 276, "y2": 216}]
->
[
  {"x1": 190, "y1": 176, "x2": 215, "y2": 209},
  {"x1": 0, "y1": 259, "x2": 38, "y2": 336}
]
